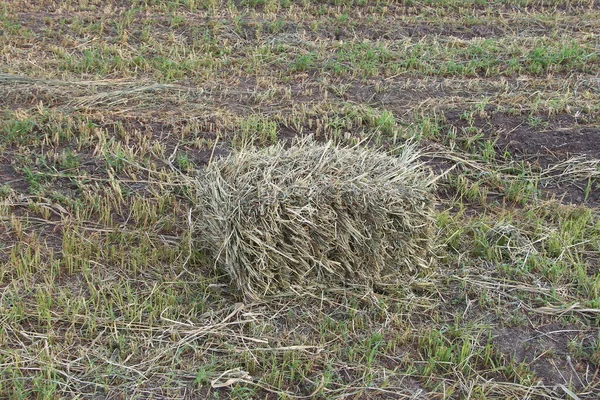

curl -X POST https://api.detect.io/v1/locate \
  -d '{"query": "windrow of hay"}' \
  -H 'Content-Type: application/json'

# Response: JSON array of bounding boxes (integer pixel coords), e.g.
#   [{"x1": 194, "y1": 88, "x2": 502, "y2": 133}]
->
[
  {"x1": 194, "y1": 138, "x2": 437, "y2": 299},
  {"x1": 0, "y1": 73, "x2": 192, "y2": 111}
]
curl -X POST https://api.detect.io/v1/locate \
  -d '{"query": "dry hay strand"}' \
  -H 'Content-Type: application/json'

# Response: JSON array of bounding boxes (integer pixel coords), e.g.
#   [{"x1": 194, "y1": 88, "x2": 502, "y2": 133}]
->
[
  {"x1": 0, "y1": 73, "x2": 192, "y2": 111},
  {"x1": 194, "y1": 138, "x2": 437, "y2": 299}
]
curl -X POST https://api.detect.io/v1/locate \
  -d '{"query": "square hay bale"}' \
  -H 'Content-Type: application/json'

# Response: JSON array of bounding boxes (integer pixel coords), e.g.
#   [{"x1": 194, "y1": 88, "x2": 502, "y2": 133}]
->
[{"x1": 194, "y1": 139, "x2": 436, "y2": 299}]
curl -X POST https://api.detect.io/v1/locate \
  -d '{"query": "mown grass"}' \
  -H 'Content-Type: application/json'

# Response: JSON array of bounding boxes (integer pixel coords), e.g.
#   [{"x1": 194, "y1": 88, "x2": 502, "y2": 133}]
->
[{"x1": 1, "y1": 0, "x2": 599, "y2": 398}]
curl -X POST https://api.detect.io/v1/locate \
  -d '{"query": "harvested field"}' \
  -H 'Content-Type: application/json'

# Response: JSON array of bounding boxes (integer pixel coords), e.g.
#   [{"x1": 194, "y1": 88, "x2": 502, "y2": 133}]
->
[{"x1": 0, "y1": 0, "x2": 599, "y2": 398}]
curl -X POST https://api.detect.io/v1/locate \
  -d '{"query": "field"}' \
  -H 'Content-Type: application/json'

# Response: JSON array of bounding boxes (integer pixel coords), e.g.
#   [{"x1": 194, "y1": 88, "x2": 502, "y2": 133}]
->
[{"x1": 1, "y1": 0, "x2": 600, "y2": 398}]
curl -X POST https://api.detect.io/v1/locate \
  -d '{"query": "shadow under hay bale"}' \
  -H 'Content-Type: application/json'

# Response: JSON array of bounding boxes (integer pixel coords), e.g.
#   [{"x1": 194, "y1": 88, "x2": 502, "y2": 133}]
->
[{"x1": 194, "y1": 138, "x2": 437, "y2": 300}]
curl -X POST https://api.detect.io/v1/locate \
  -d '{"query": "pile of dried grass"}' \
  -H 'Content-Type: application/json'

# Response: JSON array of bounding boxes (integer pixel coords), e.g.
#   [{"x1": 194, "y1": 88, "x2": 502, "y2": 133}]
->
[{"x1": 194, "y1": 138, "x2": 436, "y2": 299}]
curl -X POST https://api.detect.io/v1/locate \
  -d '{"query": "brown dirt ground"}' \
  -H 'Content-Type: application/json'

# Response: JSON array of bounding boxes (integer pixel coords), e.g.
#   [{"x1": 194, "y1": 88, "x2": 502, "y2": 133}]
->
[
  {"x1": 445, "y1": 110, "x2": 600, "y2": 206},
  {"x1": 493, "y1": 323, "x2": 598, "y2": 390}
]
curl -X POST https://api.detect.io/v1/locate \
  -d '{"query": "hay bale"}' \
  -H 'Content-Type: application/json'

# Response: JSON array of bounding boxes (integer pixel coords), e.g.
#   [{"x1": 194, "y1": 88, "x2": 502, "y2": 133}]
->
[{"x1": 194, "y1": 138, "x2": 436, "y2": 299}]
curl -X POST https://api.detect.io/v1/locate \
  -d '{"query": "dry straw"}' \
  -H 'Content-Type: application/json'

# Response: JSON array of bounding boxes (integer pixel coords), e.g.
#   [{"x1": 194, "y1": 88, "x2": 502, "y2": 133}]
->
[{"x1": 194, "y1": 138, "x2": 437, "y2": 299}]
